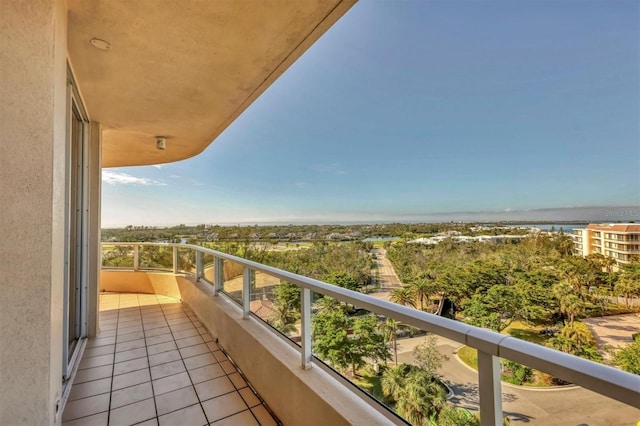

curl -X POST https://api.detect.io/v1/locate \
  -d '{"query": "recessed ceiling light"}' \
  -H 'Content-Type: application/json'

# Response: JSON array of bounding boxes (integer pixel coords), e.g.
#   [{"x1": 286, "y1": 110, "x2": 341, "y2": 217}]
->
[{"x1": 90, "y1": 38, "x2": 111, "y2": 50}]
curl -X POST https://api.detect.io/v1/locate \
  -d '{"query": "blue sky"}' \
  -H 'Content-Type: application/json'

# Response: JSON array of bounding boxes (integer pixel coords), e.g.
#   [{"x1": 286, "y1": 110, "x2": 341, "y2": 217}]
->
[{"x1": 102, "y1": 0, "x2": 639, "y2": 227}]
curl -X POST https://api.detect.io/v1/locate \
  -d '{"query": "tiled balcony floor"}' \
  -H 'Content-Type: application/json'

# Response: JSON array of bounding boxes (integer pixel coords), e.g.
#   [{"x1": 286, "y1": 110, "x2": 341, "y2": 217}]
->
[{"x1": 63, "y1": 293, "x2": 279, "y2": 426}]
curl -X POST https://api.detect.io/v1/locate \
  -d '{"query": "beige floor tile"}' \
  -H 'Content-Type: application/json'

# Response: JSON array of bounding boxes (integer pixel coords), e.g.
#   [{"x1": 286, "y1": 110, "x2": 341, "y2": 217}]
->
[
  {"x1": 86, "y1": 337, "x2": 116, "y2": 348},
  {"x1": 99, "y1": 323, "x2": 117, "y2": 331},
  {"x1": 150, "y1": 360, "x2": 186, "y2": 380},
  {"x1": 101, "y1": 327, "x2": 119, "y2": 337},
  {"x1": 116, "y1": 331, "x2": 145, "y2": 343},
  {"x1": 219, "y1": 361, "x2": 238, "y2": 375},
  {"x1": 145, "y1": 326, "x2": 171, "y2": 337},
  {"x1": 111, "y1": 382, "x2": 154, "y2": 409},
  {"x1": 78, "y1": 353, "x2": 114, "y2": 370},
  {"x1": 155, "y1": 386, "x2": 199, "y2": 416},
  {"x1": 195, "y1": 326, "x2": 208, "y2": 336},
  {"x1": 109, "y1": 397, "x2": 156, "y2": 426},
  {"x1": 146, "y1": 333, "x2": 174, "y2": 346},
  {"x1": 144, "y1": 321, "x2": 169, "y2": 331},
  {"x1": 115, "y1": 347, "x2": 147, "y2": 363},
  {"x1": 61, "y1": 393, "x2": 110, "y2": 422},
  {"x1": 212, "y1": 351, "x2": 228, "y2": 363},
  {"x1": 164, "y1": 313, "x2": 188, "y2": 321},
  {"x1": 148, "y1": 349, "x2": 182, "y2": 367},
  {"x1": 117, "y1": 324, "x2": 143, "y2": 333},
  {"x1": 113, "y1": 356, "x2": 149, "y2": 376},
  {"x1": 68, "y1": 378, "x2": 111, "y2": 402},
  {"x1": 188, "y1": 363, "x2": 226, "y2": 385},
  {"x1": 201, "y1": 392, "x2": 248, "y2": 423},
  {"x1": 112, "y1": 368, "x2": 151, "y2": 391},
  {"x1": 167, "y1": 317, "x2": 191, "y2": 327},
  {"x1": 201, "y1": 333, "x2": 214, "y2": 343},
  {"x1": 251, "y1": 405, "x2": 277, "y2": 426},
  {"x1": 176, "y1": 335, "x2": 204, "y2": 349},
  {"x1": 172, "y1": 328, "x2": 199, "y2": 340},
  {"x1": 134, "y1": 419, "x2": 158, "y2": 426},
  {"x1": 211, "y1": 409, "x2": 259, "y2": 426},
  {"x1": 83, "y1": 345, "x2": 115, "y2": 358},
  {"x1": 61, "y1": 411, "x2": 108, "y2": 426},
  {"x1": 206, "y1": 341, "x2": 221, "y2": 352},
  {"x1": 227, "y1": 373, "x2": 246, "y2": 390},
  {"x1": 118, "y1": 320, "x2": 143, "y2": 329},
  {"x1": 238, "y1": 387, "x2": 260, "y2": 408},
  {"x1": 179, "y1": 343, "x2": 210, "y2": 359},
  {"x1": 194, "y1": 376, "x2": 235, "y2": 401},
  {"x1": 183, "y1": 352, "x2": 216, "y2": 371},
  {"x1": 115, "y1": 338, "x2": 146, "y2": 353},
  {"x1": 74, "y1": 365, "x2": 113, "y2": 384},
  {"x1": 158, "y1": 403, "x2": 207, "y2": 426},
  {"x1": 153, "y1": 371, "x2": 192, "y2": 396},
  {"x1": 147, "y1": 341, "x2": 178, "y2": 356},
  {"x1": 169, "y1": 322, "x2": 195, "y2": 332}
]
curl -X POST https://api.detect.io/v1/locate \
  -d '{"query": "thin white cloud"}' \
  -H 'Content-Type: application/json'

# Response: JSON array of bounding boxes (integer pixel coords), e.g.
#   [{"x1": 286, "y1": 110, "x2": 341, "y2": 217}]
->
[
  {"x1": 294, "y1": 182, "x2": 307, "y2": 188},
  {"x1": 151, "y1": 165, "x2": 164, "y2": 169},
  {"x1": 102, "y1": 170, "x2": 167, "y2": 186}
]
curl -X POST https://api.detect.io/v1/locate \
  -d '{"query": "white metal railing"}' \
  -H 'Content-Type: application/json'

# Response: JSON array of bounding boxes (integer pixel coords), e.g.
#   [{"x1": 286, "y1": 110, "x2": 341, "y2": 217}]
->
[{"x1": 101, "y1": 242, "x2": 640, "y2": 426}]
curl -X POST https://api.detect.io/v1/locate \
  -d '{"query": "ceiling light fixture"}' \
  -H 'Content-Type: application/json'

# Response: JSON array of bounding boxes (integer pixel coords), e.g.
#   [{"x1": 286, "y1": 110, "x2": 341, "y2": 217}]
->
[
  {"x1": 90, "y1": 38, "x2": 111, "y2": 50},
  {"x1": 156, "y1": 137, "x2": 167, "y2": 150}
]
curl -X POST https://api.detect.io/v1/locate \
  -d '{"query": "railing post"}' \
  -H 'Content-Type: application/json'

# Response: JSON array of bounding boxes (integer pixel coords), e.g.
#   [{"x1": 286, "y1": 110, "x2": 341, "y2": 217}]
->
[
  {"x1": 477, "y1": 351, "x2": 502, "y2": 426},
  {"x1": 172, "y1": 246, "x2": 178, "y2": 274},
  {"x1": 300, "y1": 288, "x2": 312, "y2": 369},
  {"x1": 214, "y1": 257, "x2": 223, "y2": 295},
  {"x1": 133, "y1": 244, "x2": 139, "y2": 271},
  {"x1": 196, "y1": 250, "x2": 203, "y2": 281},
  {"x1": 242, "y1": 267, "x2": 251, "y2": 319}
]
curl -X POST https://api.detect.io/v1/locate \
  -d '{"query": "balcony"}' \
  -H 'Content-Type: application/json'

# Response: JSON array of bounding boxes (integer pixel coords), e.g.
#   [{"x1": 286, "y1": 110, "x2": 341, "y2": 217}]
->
[
  {"x1": 63, "y1": 242, "x2": 640, "y2": 425},
  {"x1": 63, "y1": 293, "x2": 278, "y2": 425}
]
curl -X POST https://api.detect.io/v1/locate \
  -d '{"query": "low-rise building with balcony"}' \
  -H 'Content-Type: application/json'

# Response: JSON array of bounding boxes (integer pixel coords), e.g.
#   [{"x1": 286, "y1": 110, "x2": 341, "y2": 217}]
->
[{"x1": 573, "y1": 223, "x2": 640, "y2": 264}]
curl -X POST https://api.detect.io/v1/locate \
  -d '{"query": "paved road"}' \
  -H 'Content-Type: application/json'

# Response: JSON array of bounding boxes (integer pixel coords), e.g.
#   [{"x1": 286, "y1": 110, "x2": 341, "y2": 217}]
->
[
  {"x1": 367, "y1": 256, "x2": 640, "y2": 424},
  {"x1": 394, "y1": 335, "x2": 640, "y2": 425},
  {"x1": 371, "y1": 247, "x2": 402, "y2": 290},
  {"x1": 584, "y1": 313, "x2": 640, "y2": 361}
]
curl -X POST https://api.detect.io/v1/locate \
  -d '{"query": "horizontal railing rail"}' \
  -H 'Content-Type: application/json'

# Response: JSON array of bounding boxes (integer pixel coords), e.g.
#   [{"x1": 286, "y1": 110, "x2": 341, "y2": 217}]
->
[{"x1": 101, "y1": 242, "x2": 640, "y2": 426}]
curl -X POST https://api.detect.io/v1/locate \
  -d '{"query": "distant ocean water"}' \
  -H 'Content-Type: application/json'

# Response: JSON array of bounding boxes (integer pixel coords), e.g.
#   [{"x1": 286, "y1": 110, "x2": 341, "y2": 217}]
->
[{"x1": 510, "y1": 224, "x2": 584, "y2": 232}]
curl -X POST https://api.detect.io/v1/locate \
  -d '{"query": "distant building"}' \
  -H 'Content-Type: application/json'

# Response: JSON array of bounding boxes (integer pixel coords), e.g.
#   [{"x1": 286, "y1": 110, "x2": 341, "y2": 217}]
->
[{"x1": 573, "y1": 223, "x2": 640, "y2": 264}]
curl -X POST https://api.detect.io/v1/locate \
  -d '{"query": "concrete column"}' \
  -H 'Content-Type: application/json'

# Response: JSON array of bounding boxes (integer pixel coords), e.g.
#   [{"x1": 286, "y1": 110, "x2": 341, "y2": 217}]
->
[{"x1": 0, "y1": 0, "x2": 68, "y2": 424}]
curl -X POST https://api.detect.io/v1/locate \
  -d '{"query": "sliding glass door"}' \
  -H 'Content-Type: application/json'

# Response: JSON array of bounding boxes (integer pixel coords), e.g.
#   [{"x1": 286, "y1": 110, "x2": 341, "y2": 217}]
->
[{"x1": 63, "y1": 72, "x2": 89, "y2": 381}]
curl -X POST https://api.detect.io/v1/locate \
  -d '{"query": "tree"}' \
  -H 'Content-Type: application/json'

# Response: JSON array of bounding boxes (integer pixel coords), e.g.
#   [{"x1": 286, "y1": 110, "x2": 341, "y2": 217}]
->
[
  {"x1": 391, "y1": 287, "x2": 416, "y2": 308},
  {"x1": 615, "y1": 261, "x2": 640, "y2": 308},
  {"x1": 462, "y1": 285, "x2": 520, "y2": 332},
  {"x1": 437, "y1": 406, "x2": 480, "y2": 426},
  {"x1": 378, "y1": 318, "x2": 400, "y2": 365},
  {"x1": 611, "y1": 339, "x2": 640, "y2": 374},
  {"x1": 312, "y1": 311, "x2": 388, "y2": 376},
  {"x1": 413, "y1": 334, "x2": 447, "y2": 377},
  {"x1": 381, "y1": 364, "x2": 446, "y2": 425},
  {"x1": 547, "y1": 322, "x2": 602, "y2": 362},
  {"x1": 323, "y1": 272, "x2": 362, "y2": 292},
  {"x1": 553, "y1": 282, "x2": 585, "y2": 326}
]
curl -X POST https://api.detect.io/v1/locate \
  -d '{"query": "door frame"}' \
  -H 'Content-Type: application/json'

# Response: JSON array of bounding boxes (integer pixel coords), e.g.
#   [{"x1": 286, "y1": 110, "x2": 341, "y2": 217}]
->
[{"x1": 62, "y1": 66, "x2": 90, "y2": 381}]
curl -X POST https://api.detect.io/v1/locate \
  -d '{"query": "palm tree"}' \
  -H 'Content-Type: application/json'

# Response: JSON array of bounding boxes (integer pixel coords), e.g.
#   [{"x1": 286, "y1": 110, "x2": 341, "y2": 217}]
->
[
  {"x1": 410, "y1": 279, "x2": 431, "y2": 311},
  {"x1": 381, "y1": 365, "x2": 446, "y2": 425},
  {"x1": 378, "y1": 318, "x2": 399, "y2": 365},
  {"x1": 391, "y1": 287, "x2": 416, "y2": 308}
]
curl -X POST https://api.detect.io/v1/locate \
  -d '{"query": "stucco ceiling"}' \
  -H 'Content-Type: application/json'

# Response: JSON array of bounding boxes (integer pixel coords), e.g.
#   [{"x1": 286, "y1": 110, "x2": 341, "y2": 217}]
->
[{"x1": 67, "y1": 0, "x2": 356, "y2": 167}]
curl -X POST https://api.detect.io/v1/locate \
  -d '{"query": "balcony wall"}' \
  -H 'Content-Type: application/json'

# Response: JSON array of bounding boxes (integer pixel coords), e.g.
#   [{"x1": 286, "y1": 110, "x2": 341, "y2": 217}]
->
[{"x1": 100, "y1": 270, "x2": 391, "y2": 425}]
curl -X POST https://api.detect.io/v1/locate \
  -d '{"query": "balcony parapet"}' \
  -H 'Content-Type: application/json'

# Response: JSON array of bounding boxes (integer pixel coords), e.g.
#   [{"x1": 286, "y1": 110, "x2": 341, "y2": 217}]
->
[{"x1": 101, "y1": 242, "x2": 640, "y2": 426}]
